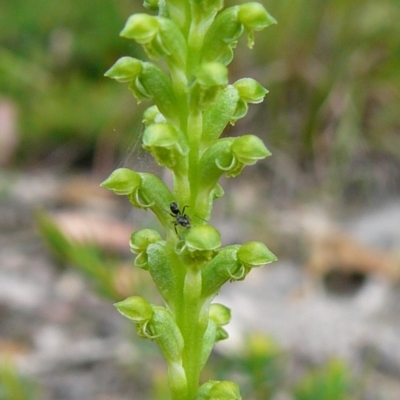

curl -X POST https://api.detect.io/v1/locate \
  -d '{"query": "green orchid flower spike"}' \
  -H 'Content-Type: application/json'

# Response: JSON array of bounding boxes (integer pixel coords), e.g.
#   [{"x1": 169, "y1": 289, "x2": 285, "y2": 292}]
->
[{"x1": 102, "y1": 1, "x2": 277, "y2": 399}]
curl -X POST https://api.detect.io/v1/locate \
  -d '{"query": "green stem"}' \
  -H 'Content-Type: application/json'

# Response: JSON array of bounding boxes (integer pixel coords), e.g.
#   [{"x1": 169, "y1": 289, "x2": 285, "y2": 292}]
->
[
  {"x1": 187, "y1": 7, "x2": 216, "y2": 78},
  {"x1": 187, "y1": 109, "x2": 202, "y2": 209},
  {"x1": 181, "y1": 265, "x2": 206, "y2": 399},
  {"x1": 168, "y1": 62, "x2": 188, "y2": 129},
  {"x1": 173, "y1": 173, "x2": 191, "y2": 210},
  {"x1": 168, "y1": 361, "x2": 188, "y2": 400},
  {"x1": 166, "y1": 239, "x2": 185, "y2": 312},
  {"x1": 173, "y1": 11, "x2": 212, "y2": 399}
]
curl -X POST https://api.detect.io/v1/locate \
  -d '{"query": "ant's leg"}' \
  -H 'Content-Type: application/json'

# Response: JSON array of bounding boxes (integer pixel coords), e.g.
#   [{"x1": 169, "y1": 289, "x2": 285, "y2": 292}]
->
[
  {"x1": 181, "y1": 205, "x2": 189, "y2": 214},
  {"x1": 194, "y1": 214, "x2": 207, "y2": 223},
  {"x1": 174, "y1": 222, "x2": 181, "y2": 239}
]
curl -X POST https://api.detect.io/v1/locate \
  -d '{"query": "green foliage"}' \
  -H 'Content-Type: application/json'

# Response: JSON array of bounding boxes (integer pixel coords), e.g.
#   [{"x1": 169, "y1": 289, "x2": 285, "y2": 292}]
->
[
  {"x1": 207, "y1": 335, "x2": 357, "y2": 400},
  {"x1": 3, "y1": 0, "x2": 399, "y2": 199},
  {"x1": 208, "y1": 334, "x2": 285, "y2": 399},
  {"x1": 0, "y1": 0, "x2": 141, "y2": 164},
  {"x1": 0, "y1": 361, "x2": 37, "y2": 400},
  {"x1": 249, "y1": 0, "x2": 400, "y2": 198},
  {"x1": 294, "y1": 359, "x2": 354, "y2": 400},
  {"x1": 36, "y1": 212, "x2": 127, "y2": 301}
]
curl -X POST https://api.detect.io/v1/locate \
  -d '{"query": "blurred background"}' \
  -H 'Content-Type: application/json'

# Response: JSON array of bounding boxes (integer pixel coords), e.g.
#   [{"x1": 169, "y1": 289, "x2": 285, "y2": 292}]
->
[{"x1": 1, "y1": 0, "x2": 400, "y2": 399}]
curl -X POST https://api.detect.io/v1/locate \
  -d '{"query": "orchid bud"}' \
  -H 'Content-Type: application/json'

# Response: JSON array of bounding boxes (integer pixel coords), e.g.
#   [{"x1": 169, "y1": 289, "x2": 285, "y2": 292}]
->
[
  {"x1": 134, "y1": 173, "x2": 175, "y2": 225},
  {"x1": 228, "y1": 78, "x2": 268, "y2": 121},
  {"x1": 198, "y1": 138, "x2": 235, "y2": 196},
  {"x1": 237, "y1": 241, "x2": 277, "y2": 271},
  {"x1": 231, "y1": 134, "x2": 271, "y2": 168},
  {"x1": 233, "y1": 78, "x2": 268, "y2": 104},
  {"x1": 209, "y1": 303, "x2": 231, "y2": 327},
  {"x1": 105, "y1": 57, "x2": 178, "y2": 122},
  {"x1": 180, "y1": 225, "x2": 222, "y2": 262},
  {"x1": 121, "y1": 14, "x2": 159, "y2": 44},
  {"x1": 130, "y1": 229, "x2": 162, "y2": 254},
  {"x1": 104, "y1": 56, "x2": 142, "y2": 83},
  {"x1": 191, "y1": 63, "x2": 229, "y2": 109},
  {"x1": 143, "y1": 122, "x2": 189, "y2": 174},
  {"x1": 100, "y1": 167, "x2": 141, "y2": 195},
  {"x1": 115, "y1": 297, "x2": 184, "y2": 366},
  {"x1": 193, "y1": 0, "x2": 224, "y2": 15},
  {"x1": 210, "y1": 303, "x2": 231, "y2": 341},
  {"x1": 129, "y1": 229, "x2": 163, "y2": 269},
  {"x1": 197, "y1": 135, "x2": 270, "y2": 210},
  {"x1": 101, "y1": 168, "x2": 175, "y2": 227},
  {"x1": 143, "y1": 0, "x2": 159, "y2": 12},
  {"x1": 120, "y1": 14, "x2": 186, "y2": 69},
  {"x1": 202, "y1": 3, "x2": 276, "y2": 65},
  {"x1": 238, "y1": 2, "x2": 277, "y2": 48},
  {"x1": 143, "y1": 105, "x2": 166, "y2": 126},
  {"x1": 114, "y1": 296, "x2": 153, "y2": 324},
  {"x1": 196, "y1": 380, "x2": 242, "y2": 400},
  {"x1": 209, "y1": 381, "x2": 241, "y2": 400}
]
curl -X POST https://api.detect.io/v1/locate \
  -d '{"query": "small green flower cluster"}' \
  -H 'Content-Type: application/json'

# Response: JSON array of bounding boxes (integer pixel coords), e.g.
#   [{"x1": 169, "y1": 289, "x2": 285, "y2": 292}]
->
[{"x1": 101, "y1": 1, "x2": 276, "y2": 399}]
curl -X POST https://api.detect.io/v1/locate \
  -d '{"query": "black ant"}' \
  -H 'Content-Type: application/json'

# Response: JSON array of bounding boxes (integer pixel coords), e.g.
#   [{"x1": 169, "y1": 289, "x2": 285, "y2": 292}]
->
[{"x1": 167, "y1": 201, "x2": 191, "y2": 238}]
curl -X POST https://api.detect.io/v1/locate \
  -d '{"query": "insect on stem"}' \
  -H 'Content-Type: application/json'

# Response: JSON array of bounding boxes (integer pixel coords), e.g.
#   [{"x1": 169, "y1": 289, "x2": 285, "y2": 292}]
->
[{"x1": 167, "y1": 201, "x2": 191, "y2": 239}]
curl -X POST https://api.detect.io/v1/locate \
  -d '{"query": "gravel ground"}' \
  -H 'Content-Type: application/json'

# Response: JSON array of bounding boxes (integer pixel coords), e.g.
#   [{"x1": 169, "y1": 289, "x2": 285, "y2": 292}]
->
[{"x1": 1, "y1": 170, "x2": 400, "y2": 399}]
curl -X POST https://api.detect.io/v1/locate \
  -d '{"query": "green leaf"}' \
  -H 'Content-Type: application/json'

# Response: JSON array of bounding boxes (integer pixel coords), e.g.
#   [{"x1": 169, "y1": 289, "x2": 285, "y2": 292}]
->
[
  {"x1": 128, "y1": 172, "x2": 175, "y2": 225},
  {"x1": 202, "y1": 85, "x2": 240, "y2": 147},
  {"x1": 200, "y1": 319, "x2": 218, "y2": 370},
  {"x1": 202, "y1": 6, "x2": 243, "y2": 65},
  {"x1": 146, "y1": 242, "x2": 177, "y2": 305},
  {"x1": 201, "y1": 246, "x2": 241, "y2": 298},
  {"x1": 139, "y1": 62, "x2": 179, "y2": 122},
  {"x1": 198, "y1": 138, "x2": 235, "y2": 192},
  {"x1": 151, "y1": 306, "x2": 184, "y2": 363}
]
